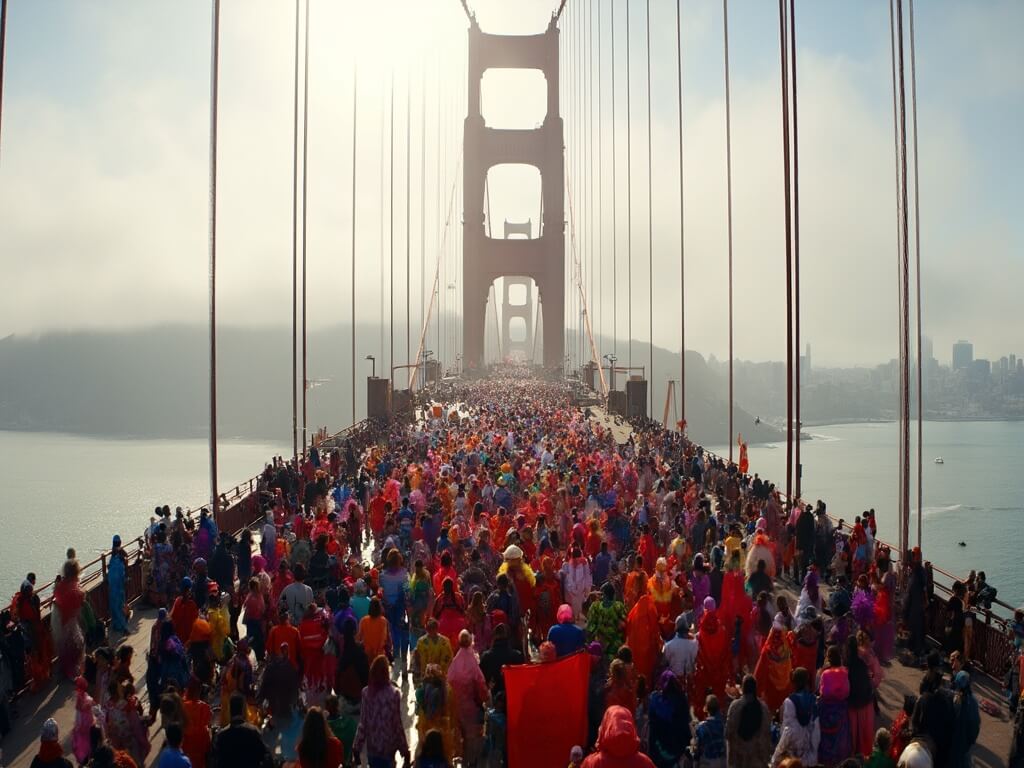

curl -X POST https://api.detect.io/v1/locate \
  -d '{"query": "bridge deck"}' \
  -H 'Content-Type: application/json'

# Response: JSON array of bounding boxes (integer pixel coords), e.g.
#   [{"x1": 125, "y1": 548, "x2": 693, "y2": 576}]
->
[{"x1": 2, "y1": 404, "x2": 1014, "y2": 767}]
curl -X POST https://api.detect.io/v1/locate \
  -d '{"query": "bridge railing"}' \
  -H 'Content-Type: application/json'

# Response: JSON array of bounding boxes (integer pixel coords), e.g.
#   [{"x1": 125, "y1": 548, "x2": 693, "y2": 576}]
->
[
  {"x1": 630, "y1": 416, "x2": 1018, "y2": 678},
  {"x1": 22, "y1": 417, "x2": 390, "y2": 672}
]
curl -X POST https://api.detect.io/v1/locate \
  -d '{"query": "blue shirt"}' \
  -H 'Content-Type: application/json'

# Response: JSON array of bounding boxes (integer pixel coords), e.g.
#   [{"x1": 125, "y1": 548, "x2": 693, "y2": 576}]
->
[
  {"x1": 547, "y1": 622, "x2": 585, "y2": 658},
  {"x1": 158, "y1": 747, "x2": 193, "y2": 768},
  {"x1": 695, "y1": 715, "x2": 726, "y2": 760}
]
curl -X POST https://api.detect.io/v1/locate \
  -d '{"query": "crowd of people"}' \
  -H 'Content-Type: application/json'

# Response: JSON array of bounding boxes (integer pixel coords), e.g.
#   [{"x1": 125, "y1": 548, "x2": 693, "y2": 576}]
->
[{"x1": 0, "y1": 373, "x2": 1002, "y2": 768}]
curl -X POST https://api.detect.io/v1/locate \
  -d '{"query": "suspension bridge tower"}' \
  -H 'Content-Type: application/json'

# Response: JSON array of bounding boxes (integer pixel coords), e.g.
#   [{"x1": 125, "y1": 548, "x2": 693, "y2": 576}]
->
[{"x1": 462, "y1": 15, "x2": 565, "y2": 372}]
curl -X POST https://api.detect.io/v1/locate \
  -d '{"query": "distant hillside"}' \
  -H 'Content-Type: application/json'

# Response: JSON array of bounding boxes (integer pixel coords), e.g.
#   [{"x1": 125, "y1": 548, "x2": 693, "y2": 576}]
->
[{"x1": 0, "y1": 325, "x2": 780, "y2": 447}]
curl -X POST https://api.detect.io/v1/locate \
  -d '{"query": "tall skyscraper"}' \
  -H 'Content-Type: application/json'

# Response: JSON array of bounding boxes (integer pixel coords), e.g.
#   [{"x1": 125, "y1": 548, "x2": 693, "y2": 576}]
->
[
  {"x1": 922, "y1": 335, "x2": 934, "y2": 362},
  {"x1": 952, "y1": 340, "x2": 973, "y2": 370}
]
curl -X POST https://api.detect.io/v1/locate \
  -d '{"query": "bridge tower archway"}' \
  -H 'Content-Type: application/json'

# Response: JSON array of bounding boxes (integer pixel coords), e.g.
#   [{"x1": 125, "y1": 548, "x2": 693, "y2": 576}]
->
[{"x1": 462, "y1": 17, "x2": 564, "y2": 372}]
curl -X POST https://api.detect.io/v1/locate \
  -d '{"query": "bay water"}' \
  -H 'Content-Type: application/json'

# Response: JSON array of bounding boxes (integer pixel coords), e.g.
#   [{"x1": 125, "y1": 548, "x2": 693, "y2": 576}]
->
[
  {"x1": 713, "y1": 420, "x2": 1024, "y2": 606},
  {"x1": 0, "y1": 430, "x2": 288, "y2": 598}
]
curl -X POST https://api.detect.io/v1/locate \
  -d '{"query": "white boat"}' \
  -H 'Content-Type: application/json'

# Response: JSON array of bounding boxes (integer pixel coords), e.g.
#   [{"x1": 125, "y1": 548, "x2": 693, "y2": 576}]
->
[{"x1": 934, "y1": 457, "x2": 944, "y2": 464}]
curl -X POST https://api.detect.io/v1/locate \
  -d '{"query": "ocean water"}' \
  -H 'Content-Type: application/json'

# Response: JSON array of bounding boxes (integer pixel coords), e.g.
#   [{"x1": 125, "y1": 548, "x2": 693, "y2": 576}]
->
[
  {"x1": 0, "y1": 430, "x2": 289, "y2": 598},
  {"x1": 713, "y1": 420, "x2": 1024, "y2": 606}
]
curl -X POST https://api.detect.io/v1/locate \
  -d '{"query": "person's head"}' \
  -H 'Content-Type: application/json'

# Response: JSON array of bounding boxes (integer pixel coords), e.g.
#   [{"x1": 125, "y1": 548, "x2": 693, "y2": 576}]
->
[
  {"x1": 426, "y1": 618, "x2": 440, "y2": 637},
  {"x1": 705, "y1": 694, "x2": 720, "y2": 717},
  {"x1": 420, "y1": 728, "x2": 447, "y2": 761},
  {"x1": 298, "y1": 707, "x2": 330, "y2": 765},
  {"x1": 165, "y1": 722, "x2": 184, "y2": 750},
  {"x1": 791, "y1": 666, "x2": 810, "y2": 692},
  {"x1": 368, "y1": 596, "x2": 383, "y2": 618},
  {"x1": 117, "y1": 645, "x2": 133, "y2": 665},
  {"x1": 873, "y1": 727, "x2": 892, "y2": 755},
  {"x1": 443, "y1": 576, "x2": 456, "y2": 596},
  {"x1": 459, "y1": 629, "x2": 473, "y2": 649},
  {"x1": 293, "y1": 563, "x2": 306, "y2": 582},
  {"x1": 40, "y1": 717, "x2": 59, "y2": 745},
  {"x1": 229, "y1": 692, "x2": 246, "y2": 723},
  {"x1": 369, "y1": 654, "x2": 391, "y2": 687},
  {"x1": 826, "y1": 644, "x2": 842, "y2": 668},
  {"x1": 741, "y1": 674, "x2": 757, "y2": 698},
  {"x1": 602, "y1": 582, "x2": 615, "y2": 601}
]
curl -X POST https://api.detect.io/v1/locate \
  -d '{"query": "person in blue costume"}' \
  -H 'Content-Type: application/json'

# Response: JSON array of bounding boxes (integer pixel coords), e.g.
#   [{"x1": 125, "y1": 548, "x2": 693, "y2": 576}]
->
[{"x1": 107, "y1": 535, "x2": 130, "y2": 634}]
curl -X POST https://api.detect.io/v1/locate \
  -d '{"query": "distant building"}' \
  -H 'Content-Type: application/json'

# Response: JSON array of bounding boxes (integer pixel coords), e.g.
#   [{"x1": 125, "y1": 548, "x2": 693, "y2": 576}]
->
[
  {"x1": 999, "y1": 356, "x2": 1010, "y2": 374},
  {"x1": 1011, "y1": 353, "x2": 1017, "y2": 370},
  {"x1": 922, "y1": 335, "x2": 934, "y2": 362},
  {"x1": 952, "y1": 340, "x2": 973, "y2": 370},
  {"x1": 972, "y1": 358, "x2": 991, "y2": 377}
]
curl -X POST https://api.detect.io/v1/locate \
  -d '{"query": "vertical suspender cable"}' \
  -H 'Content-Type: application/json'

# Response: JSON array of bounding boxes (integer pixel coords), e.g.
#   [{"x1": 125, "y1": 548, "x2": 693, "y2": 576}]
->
[
  {"x1": 626, "y1": 0, "x2": 632, "y2": 368},
  {"x1": 723, "y1": 0, "x2": 734, "y2": 462},
  {"x1": 675, "y1": 0, "x2": 685, "y2": 425},
  {"x1": 888, "y1": 0, "x2": 903, "y2": 548},
  {"x1": 909, "y1": 0, "x2": 923, "y2": 549},
  {"x1": 789, "y1": 0, "x2": 802, "y2": 498},
  {"x1": 379, "y1": 84, "x2": 385, "y2": 366},
  {"x1": 350, "y1": 65, "x2": 357, "y2": 423},
  {"x1": 420, "y1": 66, "x2": 427, "y2": 381},
  {"x1": 0, "y1": 0, "x2": 8, "y2": 162},
  {"x1": 611, "y1": 0, "x2": 617, "y2": 364},
  {"x1": 646, "y1": 0, "x2": 653, "y2": 414},
  {"x1": 291, "y1": 0, "x2": 300, "y2": 459},
  {"x1": 598, "y1": 0, "x2": 603, "y2": 355},
  {"x1": 436, "y1": 60, "x2": 442, "y2": 368},
  {"x1": 406, "y1": 79, "x2": 412, "y2": 375},
  {"x1": 208, "y1": 0, "x2": 221, "y2": 513},
  {"x1": 389, "y1": 72, "x2": 395, "y2": 388},
  {"x1": 895, "y1": 0, "x2": 913, "y2": 560},
  {"x1": 778, "y1": 0, "x2": 794, "y2": 504},
  {"x1": 589, "y1": 0, "x2": 595, "y2": 368},
  {"x1": 301, "y1": 0, "x2": 310, "y2": 452}
]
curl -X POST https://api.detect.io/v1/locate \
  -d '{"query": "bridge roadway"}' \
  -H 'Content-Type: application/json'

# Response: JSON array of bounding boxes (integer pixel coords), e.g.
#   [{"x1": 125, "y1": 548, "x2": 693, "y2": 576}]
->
[{"x1": 1, "y1": 406, "x2": 1014, "y2": 767}]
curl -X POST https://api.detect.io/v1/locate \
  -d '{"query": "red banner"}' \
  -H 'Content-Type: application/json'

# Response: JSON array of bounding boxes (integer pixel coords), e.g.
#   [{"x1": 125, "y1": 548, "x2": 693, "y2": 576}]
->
[{"x1": 504, "y1": 652, "x2": 590, "y2": 768}]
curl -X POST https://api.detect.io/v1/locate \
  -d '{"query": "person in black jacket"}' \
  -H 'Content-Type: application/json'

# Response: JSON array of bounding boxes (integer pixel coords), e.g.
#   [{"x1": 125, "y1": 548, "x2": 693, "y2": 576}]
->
[
  {"x1": 213, "y1": 693, "x2": 272, "y2": 768},
  {"x1": 479, "y1": 623, "x2": 524, "y2": 695},
  {"x1": 845, "y1": 634, "x2": 875, "y2": 758},
  {"x1": 795, "y1": 504, "x2": 817, "y2": 583}
]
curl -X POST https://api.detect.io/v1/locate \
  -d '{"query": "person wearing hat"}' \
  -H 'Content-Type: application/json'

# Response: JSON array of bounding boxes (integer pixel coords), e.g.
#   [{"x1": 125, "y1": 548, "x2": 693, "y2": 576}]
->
[
  {"x1": 31, "y1": 718, "x2": 74, "y2": 768},
  {"x1": 548, "y1": 604, "x2": 586, "y2": 658}
]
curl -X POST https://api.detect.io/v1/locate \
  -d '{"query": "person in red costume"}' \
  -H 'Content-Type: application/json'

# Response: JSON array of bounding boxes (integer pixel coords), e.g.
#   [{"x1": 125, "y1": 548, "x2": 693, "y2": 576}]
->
[
  {"x1": 530, "y1": 556, "x2": 563, "y2": 644},
  {"x1": 625, "y1": 593, "x2": 663, "y2": 688},
  {"x1": 581, "y1": 706, "x2": 656, "y2": 768},
  {"x1": 754, "y1": 617, "x2": 794, "y2": 714},
  {"x1": 647, "y1": 558, "x2": 678, "y2": 640},
  {"x1": 718, "y1": 552, "x2": 754, "y2": 674},
  {"x1": 692, "y1": 596, "x2": 731, "y2": 720}
]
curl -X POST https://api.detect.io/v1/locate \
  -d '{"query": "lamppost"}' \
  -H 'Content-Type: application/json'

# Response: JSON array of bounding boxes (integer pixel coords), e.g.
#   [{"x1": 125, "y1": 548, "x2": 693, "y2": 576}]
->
[
  {"x1": 423, "y1": 350, "x2": 434, "y2": 388},
  {"x1": 603, "y1": 353, "x2": 618, "y2": 393},
  {"x1": 366, "y1": 354, "x2": 376, "y2": 379}
]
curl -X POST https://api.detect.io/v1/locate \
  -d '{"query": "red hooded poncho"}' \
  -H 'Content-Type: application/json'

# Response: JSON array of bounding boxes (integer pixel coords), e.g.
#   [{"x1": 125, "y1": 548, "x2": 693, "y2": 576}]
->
[{"x1": 581, "y1": 706, "x2": 657, "y2": 768}]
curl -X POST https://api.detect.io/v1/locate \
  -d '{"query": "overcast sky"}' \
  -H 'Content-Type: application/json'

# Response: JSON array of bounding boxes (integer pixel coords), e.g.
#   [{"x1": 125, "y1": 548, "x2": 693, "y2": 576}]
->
[{"x1": 1, "y1": 0, "x2": 1020, "y2": 367}]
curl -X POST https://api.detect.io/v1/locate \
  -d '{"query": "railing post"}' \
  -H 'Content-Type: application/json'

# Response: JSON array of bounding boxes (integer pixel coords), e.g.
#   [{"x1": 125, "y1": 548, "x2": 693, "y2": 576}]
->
[{"x1": 100, "y1": 553, "x2": 107, "y2": 580}]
